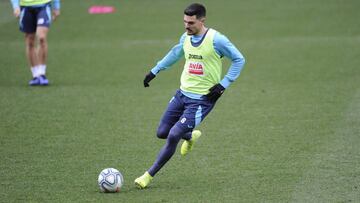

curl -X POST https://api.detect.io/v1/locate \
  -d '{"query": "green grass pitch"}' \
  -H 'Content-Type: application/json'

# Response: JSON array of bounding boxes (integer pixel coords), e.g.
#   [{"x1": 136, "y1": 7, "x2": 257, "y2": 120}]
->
[{"x1": 1, "y1": 0, "x2": 360, "y2": 202}]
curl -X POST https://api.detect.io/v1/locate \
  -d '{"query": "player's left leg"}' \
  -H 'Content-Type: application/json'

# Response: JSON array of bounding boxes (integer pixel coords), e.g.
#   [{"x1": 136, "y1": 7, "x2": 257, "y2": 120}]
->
[
  {"x1": 135, "y1": 91, "x2": 186, "y2": 189},
  {"x1": 25, "y1": 33, "x2": 38, "y2": 69},
  {"x1": 180, "y1": 130, "x2": 202, "y2": 156},
  {"x1": 35, "y1": 4, "x2": 52, "y2": 85},
  {"x1": 156, "y1": 91, "x2": 184, "y2": 139},
  {"x1": 36, "y1": 27, "x2": 49, "y2": 85},
  {"x1": 180, "y1": 97, "x2": 216, "y2": 156}
]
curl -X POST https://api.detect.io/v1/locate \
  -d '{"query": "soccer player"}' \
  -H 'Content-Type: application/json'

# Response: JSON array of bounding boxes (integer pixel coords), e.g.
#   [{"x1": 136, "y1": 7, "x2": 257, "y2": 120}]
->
[
  {"x1": 135, "y1": 3, "x2": 246, "y2": 189},
  {"x1": 10, "y1": 0, "x2": 61, "y2": 86}
]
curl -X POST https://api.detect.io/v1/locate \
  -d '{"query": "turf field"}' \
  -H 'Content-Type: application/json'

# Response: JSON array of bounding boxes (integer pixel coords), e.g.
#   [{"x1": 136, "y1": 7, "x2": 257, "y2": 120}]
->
[{"x1": 1, "y1": 0, "x2": 360, "y2": 202}]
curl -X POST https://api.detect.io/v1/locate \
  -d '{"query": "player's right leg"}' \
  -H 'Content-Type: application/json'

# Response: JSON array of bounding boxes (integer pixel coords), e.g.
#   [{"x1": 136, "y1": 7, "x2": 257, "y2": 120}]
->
[
  {"x1": 36, "y1": 27, "x2": 49, "y2": 85},
  {"x1": 20, "y1": 7, "x2": 41, "y2": 86},
  {"x1": 179, "y1": 96, "x2": 216, "y2": 156},
  {"x1": 25, "y1": 33, "x2": 41, "y2": 86}
]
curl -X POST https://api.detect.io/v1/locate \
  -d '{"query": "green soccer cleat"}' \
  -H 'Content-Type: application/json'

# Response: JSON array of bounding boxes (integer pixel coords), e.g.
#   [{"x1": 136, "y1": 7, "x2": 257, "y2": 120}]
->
[
  {"x1": 134, "y1": 171, "x2": 153, "y2": 189},
  {"x1": 181, "y1": 130, "x2": 202, "y2": 156}
]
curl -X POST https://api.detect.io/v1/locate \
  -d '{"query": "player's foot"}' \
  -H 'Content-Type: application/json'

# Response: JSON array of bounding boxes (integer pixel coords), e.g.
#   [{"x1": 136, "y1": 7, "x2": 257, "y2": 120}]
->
[
  {"x1": 39, "y1": 75, "x2": 49, "y2": 86},
  {"x1": 181, "y1": 130, "x2": 202, "y2": 156},
  {"x1": 134, "y1": 171, "x2": 153, "y2": 189},
  {"x1": 29, "y1": 77, "x2": 41, "y2": 86}
]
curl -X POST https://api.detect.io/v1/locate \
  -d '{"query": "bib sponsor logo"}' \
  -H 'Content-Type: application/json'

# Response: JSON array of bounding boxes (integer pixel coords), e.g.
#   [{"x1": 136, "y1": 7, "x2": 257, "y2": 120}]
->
[
  {"x1": 188, "y1": 62, "x2": 204, "y2": 75},
  {"x1": 188, "y1": 54, "x2": 203, "y2": 60}
]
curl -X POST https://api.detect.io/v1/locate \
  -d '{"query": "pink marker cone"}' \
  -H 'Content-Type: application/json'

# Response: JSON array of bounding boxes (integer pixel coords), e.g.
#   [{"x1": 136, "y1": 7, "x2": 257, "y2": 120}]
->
[{"x1": 88, "y1": 6, "x2": 116, "y2": 14}]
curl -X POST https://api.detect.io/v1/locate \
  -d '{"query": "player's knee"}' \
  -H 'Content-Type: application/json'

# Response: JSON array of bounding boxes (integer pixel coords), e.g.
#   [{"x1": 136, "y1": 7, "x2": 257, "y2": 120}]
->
[
  {"x1": 38, "y1": 36, "x2": 47, "y2": 45},
  {"x1": 26, "y1": 41, "x2": 36, "y2": 48},
  {"x1": 156, "y1": 123, "x2": 173, "y2": 139},
  {"x1": 167, "y1": 127, "x2": 184, "y2": 144},
  {"x1": 167, "y1": 133, "x2": 180, "y2": 145},
  {"x1": 156, "y1": 126, "x2": 169, "y2": 139},
  {"x1": 25, "y1": 35, "x2": 36, "y2": 48}
]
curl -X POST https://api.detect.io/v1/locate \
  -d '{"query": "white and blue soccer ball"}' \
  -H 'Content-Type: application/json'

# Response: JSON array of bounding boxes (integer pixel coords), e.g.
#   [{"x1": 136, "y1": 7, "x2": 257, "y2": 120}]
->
[{"x1": 98, "y1": 168, "x2": 124, "y2": 192}]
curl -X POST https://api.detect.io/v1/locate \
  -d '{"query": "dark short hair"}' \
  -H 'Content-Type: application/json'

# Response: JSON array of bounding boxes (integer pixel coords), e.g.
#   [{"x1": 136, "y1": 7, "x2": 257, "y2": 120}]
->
[{"x1": 184, "y1": 3, "x2": 206, "y2": 19}]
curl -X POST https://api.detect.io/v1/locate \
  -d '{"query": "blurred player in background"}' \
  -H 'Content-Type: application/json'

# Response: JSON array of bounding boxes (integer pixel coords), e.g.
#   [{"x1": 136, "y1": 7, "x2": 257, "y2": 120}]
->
[
  {"x1": 135, "y1": 3, "x2": 246, "y2": 189},
  {"x1": 10, "y1": 0, "x2": 60, "y2": 86}
]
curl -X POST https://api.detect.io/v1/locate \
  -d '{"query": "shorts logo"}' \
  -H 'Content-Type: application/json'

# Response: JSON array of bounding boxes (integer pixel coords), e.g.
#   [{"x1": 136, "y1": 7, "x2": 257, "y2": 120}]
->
[
  {"x1": 37, "y1": 18, "x2": 45, "y2": 25},
  {"x1": 188, "y1": 62, "x2": 204, "y2": 76},
  {"x1": 180, "y1": 118, "x2": 186, "y2": 123}
]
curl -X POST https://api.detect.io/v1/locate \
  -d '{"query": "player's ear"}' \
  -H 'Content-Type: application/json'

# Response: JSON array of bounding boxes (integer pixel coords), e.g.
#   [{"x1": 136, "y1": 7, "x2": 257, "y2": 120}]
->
[{"x1": 200, "y1": 17, "x2": 206, "y2": 23}]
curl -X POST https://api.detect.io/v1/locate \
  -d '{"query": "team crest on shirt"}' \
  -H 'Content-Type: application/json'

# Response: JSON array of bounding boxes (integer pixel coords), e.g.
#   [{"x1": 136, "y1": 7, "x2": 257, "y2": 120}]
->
[{"x1": 188, "y1": 62, "x2": 204, "y2": 76}]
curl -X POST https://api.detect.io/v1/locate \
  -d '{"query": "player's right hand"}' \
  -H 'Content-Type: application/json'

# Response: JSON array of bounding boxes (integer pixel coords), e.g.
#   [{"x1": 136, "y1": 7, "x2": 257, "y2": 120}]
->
[
  {"x1": 143, "y1": 72, "x2": 156, "y2": 87},
  {"x1": 13, "y1": 8, "x2": 20, "y2": 18}
]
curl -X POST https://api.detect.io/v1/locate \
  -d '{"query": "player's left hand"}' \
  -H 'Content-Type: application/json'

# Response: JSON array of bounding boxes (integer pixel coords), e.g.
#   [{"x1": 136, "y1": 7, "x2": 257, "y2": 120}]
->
[
  {"x1": 52, "y1": 10, "x2": 60, "y2": 21},
  {"x1": 205, "y1": 83, "x2": 225, "y2": 102}
]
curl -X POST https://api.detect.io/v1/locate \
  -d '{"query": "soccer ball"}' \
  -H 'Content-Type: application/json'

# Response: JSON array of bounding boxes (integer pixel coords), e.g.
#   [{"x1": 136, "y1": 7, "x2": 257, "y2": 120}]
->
[{"x1": 98, "y1": 168, "x2": 124, "y2": 192}]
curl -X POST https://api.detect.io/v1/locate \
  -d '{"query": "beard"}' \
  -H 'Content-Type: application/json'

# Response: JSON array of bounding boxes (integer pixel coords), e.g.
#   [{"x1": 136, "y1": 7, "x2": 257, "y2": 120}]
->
[{"x1": 186, "y1": 28, "x2": 195, "y2": 35}]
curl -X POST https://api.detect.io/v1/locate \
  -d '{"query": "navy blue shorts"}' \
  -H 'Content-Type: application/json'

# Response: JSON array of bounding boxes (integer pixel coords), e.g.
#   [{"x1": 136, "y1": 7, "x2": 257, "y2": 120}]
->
[
  {"x1": 159, "y1": 90, "x2": 216, "y2": 132},
  {"x1": 19, "y1": 3, "x2": 52, "y2": 33}
]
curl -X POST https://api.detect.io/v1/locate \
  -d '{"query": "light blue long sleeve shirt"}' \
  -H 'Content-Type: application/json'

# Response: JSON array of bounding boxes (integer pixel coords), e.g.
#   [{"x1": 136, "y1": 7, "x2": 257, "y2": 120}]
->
[
  {"x1": 151, "y1": 30, "x2": 245, "y2": 90},
  {"x1": 10, "y1": 0, "x2": 60, "y2": 10}
]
